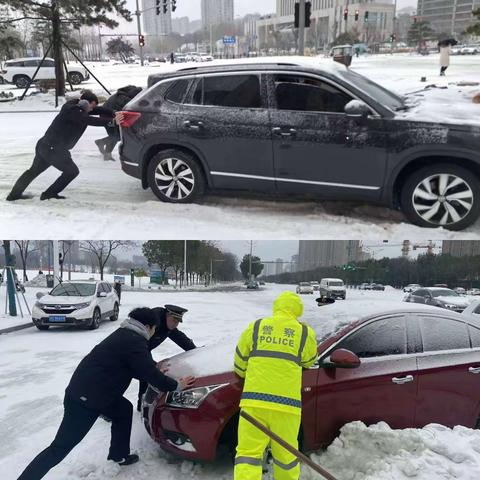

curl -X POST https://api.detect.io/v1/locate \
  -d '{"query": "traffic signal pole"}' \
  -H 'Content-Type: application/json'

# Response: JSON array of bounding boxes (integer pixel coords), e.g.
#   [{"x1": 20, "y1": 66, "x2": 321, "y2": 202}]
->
[
  {"x1": 135, "y1": 0, "x2": 145, "y2": 66},
  {"x1": 298, "y1": 0, "x2": 306, "y2": 55}
]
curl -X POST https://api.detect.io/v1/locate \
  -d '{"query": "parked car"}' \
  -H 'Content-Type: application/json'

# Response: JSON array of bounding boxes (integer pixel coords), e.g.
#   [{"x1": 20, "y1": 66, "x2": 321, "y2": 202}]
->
[
  {"x1": 311, "y1": 281, "x2": 320, "y2": 291},
  {"x1": 32, "y1": 280, "x2": 119, "y2": 330},
  {"x1": 319, "y1": 278, "x2": 346, "y2": 299},
  {"x1": 118, "y1": 57, "x2": 480, "y2": 231},
  {"x1": 370, "y1": 283, "x2": 385, "y2": 291},
  {"x1": 140, "y1": 303, "x2": 480, "y2": 461},
  {"x1": 296, "y1": 282, "x2": 314, "y2": 294},
  {"x1": 404, "y1": 287, "x2": 470, "y2": 313},
  {"x1": 0, "y1": 57, "x2": 90, "y2": 88},
  {"x1": 359, "y1": 282, "x2": 371, "y2": 290},
  {"x1": 246, "y1": 281, "x2": 259, "y2": 290},
  {"x1": 404, "y1": 283, "x2": 421, "y2": 293},
  {"x1": 460, "y1": 45, "x2": 479, "y2": 55},
  {"x1": 454, "y1": 287, "x2": 466, "y2": 295}
]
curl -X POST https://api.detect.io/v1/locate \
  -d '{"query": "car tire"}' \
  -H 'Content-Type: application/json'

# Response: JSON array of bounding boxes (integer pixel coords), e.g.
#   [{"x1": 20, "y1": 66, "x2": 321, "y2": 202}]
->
[
  {"x1": 88, "y1": 308, "x2": 101, "y2": 330},
  {"x1": 401, "y1": 164, "x2": 480, "y2": 231},
  {"x1": 68, "y1": 72, "x2": 83, "y2": 85},
  {"x1": 147, "y1": 149, "x2": 205, "y2": 203},
  {"x1": 110, "y1": 303, "x2": 119, "y2": 321},
  {"x1": 36, "y1": 325, "x2": 49, "y2": 331},
  {"x1": 14, "y1": 75, "x2": 30, "y2": 89}
]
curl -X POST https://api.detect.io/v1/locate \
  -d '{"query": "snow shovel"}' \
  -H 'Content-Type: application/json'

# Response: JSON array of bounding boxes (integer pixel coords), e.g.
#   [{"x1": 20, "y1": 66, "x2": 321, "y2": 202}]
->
[{"x1": 240, "y1": 410, "x2": 339, "y2": 480}]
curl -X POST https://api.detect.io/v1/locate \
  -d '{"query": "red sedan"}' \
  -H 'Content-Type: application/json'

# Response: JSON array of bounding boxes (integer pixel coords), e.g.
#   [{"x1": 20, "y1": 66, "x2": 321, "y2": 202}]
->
[{"x1": 141, "y1": 304, "x2": 480, "y2": 461}]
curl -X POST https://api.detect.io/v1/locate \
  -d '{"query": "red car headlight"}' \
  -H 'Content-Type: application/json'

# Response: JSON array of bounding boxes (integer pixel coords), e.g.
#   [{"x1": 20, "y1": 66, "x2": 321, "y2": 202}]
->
[{"x1": 165, "y1": 384, "x2": 228, "y2": 409}]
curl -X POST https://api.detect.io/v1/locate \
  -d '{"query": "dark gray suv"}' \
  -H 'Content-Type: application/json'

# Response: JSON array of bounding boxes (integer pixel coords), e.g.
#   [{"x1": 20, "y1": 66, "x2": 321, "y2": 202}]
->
[{"x1": 119, "y1": 58, "x2": 480, "y2": 230}]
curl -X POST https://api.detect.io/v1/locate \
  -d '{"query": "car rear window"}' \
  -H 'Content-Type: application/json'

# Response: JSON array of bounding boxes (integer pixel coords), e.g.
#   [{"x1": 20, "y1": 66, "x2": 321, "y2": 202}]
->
[
  {"x1": 420, "y1": 316, "x2": 470, "y2": 352},
  {"x1": 192, "y1": 74, "x2": 262, "y2": 108},
  {"x1": 165, "y1": 79, "x2": 190, "y2": 104}
]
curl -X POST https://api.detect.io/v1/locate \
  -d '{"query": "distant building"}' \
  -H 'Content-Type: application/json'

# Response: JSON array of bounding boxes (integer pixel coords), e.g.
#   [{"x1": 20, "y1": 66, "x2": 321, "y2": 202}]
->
[
  {"x1": 417, "y1": 0, "x2": 480, "y2": 35},
  {"x1": 442, "y1": 241, "x2": 480, "y2": 257},
  {"x1": 201, "y1": 0, "x2": 234, "y2": 28},
  {"x1": 142, "y1": 0, "x2": 172, "y2": 37},
  {"x1": 275, "y1": 258, "x2": 284, "y2": 276},
  {"x1": 189, "y1": 19, "x2": 203, "y2": 33},
  {"x1": 298, "y1": 241, "x2": 364, "y2": 271},
  {"x1": 172, "y1": 16, "x2": 190, "y2": 35}
]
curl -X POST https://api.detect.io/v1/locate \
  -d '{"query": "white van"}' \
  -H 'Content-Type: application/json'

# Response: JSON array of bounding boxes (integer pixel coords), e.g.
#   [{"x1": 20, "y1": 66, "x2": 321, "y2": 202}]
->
[{"x1": 319, "y1": 278, "x2": 346, "y2": 300}]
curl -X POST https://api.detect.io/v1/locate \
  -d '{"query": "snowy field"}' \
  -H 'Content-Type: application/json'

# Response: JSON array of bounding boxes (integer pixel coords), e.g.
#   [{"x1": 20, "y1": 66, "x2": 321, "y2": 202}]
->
[
  {"x1": 1, "y1": 285, "x2": 480, "y2": 479},
  {"x1": 1, "y1": 54, "x2": 480, "y2": 240}
]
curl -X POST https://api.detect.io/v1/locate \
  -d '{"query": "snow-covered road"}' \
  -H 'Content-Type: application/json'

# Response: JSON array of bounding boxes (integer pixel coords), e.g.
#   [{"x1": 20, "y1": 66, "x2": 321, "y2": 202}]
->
[
  {"x1": 1, "y1": 54, "x2": 480, "y2": 239},
  {"x1": 1, "y1": 285, "x2": 480, "y2": 479}
]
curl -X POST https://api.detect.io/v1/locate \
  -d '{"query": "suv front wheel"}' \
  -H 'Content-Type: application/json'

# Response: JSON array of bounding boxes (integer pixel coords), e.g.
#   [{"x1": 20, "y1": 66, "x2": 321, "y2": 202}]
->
[
  {"x1": 147, "y1": 149, "x2": 205, "y2": 203},
  {"x1": 88, "y1": 308, "x2": 101, "y2": 330},
  {"x1": 401, "y1": 164, "x2": 480, "y2": 231},
  {"x1": 14, "y1": 75, "x2": 30, "y2": 88}
]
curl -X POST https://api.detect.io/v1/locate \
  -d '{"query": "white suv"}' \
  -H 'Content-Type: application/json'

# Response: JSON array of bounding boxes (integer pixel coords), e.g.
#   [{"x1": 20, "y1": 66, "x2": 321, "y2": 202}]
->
[
  {"x1": 32, "y1": 280, "x2": 119, "y2": 331},
  {"x1": 296, "y1": 282, "x2": 314, "y2": 294},
  {"x1": 0, "y1": 57, "x2": 90, "y2": 88}
]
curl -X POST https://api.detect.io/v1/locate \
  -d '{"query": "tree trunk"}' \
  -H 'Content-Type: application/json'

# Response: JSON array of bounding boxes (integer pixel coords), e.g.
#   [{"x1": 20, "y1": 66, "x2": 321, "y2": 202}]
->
[{"x1": 51, "y1": 2, "x2": 66, "y2": 98}]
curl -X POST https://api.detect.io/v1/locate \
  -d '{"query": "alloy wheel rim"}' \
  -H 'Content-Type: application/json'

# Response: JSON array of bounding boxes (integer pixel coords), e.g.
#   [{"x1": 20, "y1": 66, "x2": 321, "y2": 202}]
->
[
  {"x1": 412, "y1": 173, "x2": 473, "y2": 226},
  {"x1": 155, "y1": 158, "x2": 195, "y2": 200},
  {"x1": 114, "y1": 305, "x2": 119, "y2": 319},
  {"x1": 18, "y1": 78, "x2": 28, "y2": 88},
  {"x1": 94, "y1": 311, "x2": 100, "y2": 327}
]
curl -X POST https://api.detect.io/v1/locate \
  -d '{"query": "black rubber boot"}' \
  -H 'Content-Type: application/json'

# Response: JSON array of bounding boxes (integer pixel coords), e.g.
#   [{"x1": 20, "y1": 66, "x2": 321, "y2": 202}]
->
[
  {"x1": 6, "y1": 193, "x2": 34, "y2": 201},
  {"x1": 108, "y1": 454, "x2": 139, "y2": 466},
  {"x1": 40, "y1": 193, "x2": 67, "y2": 201}
]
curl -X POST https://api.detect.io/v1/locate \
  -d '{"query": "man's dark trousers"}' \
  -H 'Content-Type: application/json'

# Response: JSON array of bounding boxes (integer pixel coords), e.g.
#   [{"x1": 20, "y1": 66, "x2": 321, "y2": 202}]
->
[
  {"x1": 17, "y1": 394, "x2": 133, "y2": 480},
  {"x1": 9, "y1": 139, "x2": 79, "y2": 199}
]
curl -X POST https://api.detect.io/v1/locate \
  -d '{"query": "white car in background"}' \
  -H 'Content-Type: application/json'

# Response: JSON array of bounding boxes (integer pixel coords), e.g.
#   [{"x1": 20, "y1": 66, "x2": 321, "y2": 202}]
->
[
  {"x1": 462, "y1": 299, "x2": 480, "y2": 317},
  {"x1": 0, "y1": 57, "x2": 90, "y2": 88},
  {"x1": 404, "y1": 283, "x2": 421, "y2": 293},
  {"x1": 461, "y1": 45, "x2": 479, "y2": 55},
  {"x1": 296, "y1": 282, "x2": 314, "y2": 294},
  {"x1": 32, "y1": 280, "x2": 119, "y2": 331}
]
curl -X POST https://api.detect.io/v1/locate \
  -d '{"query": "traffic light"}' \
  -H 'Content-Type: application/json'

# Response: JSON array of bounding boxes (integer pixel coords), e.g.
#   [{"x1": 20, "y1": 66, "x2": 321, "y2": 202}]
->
[
  {"x1": 171, "y1": 0, "x2": 177, "y2": 12},
  {"x1": 344, "y1": 8, "x2": 348, "y2": 21},
  {"x1": 355, "y1": 10, "x2": 359, "y2": 21},
  {"x1": 364, "y1": 11, "x2": 369, "y2": 22},
  {"x1": 155, "y1": 0, "x2": 161, "y2": 15},
  {"x1": 163, "y1": 0, "x2": 168, "y2": 14},
  {"x1": 139, "y1": 34, "x2": 145, "y2": 47},
  {"x1": 305, "y1": 1, "x2": 312, "y2": 27},
  {"x1": 59, "y1": 253, "x2": 63, "y2": 265},
  {"x1": 390, "y1": 33, "x2": 396, "y2": 42}
]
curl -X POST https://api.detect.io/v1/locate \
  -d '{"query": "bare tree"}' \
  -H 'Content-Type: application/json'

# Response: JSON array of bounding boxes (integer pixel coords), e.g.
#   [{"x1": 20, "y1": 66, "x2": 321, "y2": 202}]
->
[
  {"x1": 14, "y1": 240, "x2": 39, "y2": 281},
  {"x1": 80, "y1": 241, "x2": 130, "y2": 280}
]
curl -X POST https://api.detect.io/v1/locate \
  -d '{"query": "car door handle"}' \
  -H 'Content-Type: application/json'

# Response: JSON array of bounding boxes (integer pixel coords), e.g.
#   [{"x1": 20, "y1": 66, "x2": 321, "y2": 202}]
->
[
  {"x1": 469, "y1": 367, "x2": 480, "y2": 374},
  {"x1": 183, "y1": 120, "x2": 204, "y2": 131},
  {"x1": 392, "y1": 375, "x2": 414, "y2": 384},
  {"x1": 272, "y1": 127, "x2": 296, "y2": 137}
]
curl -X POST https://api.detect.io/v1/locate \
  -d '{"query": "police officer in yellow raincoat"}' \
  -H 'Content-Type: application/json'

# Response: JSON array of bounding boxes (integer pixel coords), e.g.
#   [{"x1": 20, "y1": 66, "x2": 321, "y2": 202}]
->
[{"x1": 233, "y1": 291, "x2": 318, "y2": 480}]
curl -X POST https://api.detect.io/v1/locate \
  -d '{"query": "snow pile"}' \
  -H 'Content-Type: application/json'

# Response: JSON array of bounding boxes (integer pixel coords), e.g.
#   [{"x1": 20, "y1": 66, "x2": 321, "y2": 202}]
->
[
  {"x1": 306, "y1": 421, "x2": 480, "y2": 480},
  {"x1": 24, "y1": 273, "x2": 48, "y2": 287}
]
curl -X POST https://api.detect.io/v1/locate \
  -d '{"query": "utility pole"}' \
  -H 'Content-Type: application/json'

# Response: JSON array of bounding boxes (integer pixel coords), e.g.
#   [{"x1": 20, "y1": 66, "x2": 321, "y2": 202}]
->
[
  {"x1": 248, "y1": 241, "x2": 253, "y2": 280},
  {"x1": 298, "y1": 0, "x2": 306, "y2": 55},
  {"x1": 3, "y1": 241, "x2": 17, "y2": 316},
  {"x1": 135, "y1": 0, "x2": 145, "y2": 66},
  {"x1": 53, "y1": 241, "x2": 60, "y2": 287},
  {"x1": 183, "y1": 240, "x2": 187, "y2": 288}
]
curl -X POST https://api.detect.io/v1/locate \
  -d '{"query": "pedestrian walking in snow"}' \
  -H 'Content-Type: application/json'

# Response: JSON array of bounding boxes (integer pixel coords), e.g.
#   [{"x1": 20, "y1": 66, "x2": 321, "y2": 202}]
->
[
  {"x1": 7, "y1": 91, "x2": 123, "y2": 202},
  {"x1": 233, "y1": 291, "x2": 318, "y2": 480},
  {"x1": 114, "y1": 280, "x2": 122, "y2": 304},
  {"x1": 16, "y1": 308, "x2": 195, "y2": 480},
  {"x1": 439, "y1": 45, "x2": 451, "y2": 76},
  {"x1": 94, "y1": 85, "x2": 142, "y2": 161},
  {"x1": 137, "y1": 304, "x2": 196, "y2": 411},
  {"x1": 170, "y1": 52, "x2": 175, "y2": 64}
]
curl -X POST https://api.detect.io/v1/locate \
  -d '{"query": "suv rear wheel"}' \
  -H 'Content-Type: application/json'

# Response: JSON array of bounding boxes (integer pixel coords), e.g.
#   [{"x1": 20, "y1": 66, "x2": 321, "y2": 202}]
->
[
  {"x1": 401, "y1": 164, "x2": 480, "y2": 230},
  {"x1": 68, "y1": 72, "x2": 83, "y2": 85},
  {"x1": 147, "y1": 149, "x2": 205, "y2": 203},
  {"x1": 14, "y1": 75, "x2": 30, "y2": 88}
]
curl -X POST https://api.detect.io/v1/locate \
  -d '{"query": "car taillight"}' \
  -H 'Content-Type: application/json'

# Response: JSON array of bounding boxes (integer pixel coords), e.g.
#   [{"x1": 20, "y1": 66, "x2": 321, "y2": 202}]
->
[{"x1": 119, "y1": 111, "x2": 141, "y2": 128}]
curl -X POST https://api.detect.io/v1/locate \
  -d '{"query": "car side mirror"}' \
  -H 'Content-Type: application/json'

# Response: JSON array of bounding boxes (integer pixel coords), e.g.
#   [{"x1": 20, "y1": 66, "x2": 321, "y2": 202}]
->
[
  {"x1": 322, "y1": 349, "x2": 361, "y2": 369},
  {"x1": 345, "y1": 100, "x2": 370, "y2": 120},
  {"x1": 97, "y1": 292, "x2": 107, "y2": 298},
  {"x1": 36, "y1": 291, "x2": 46, "y2": 300}
]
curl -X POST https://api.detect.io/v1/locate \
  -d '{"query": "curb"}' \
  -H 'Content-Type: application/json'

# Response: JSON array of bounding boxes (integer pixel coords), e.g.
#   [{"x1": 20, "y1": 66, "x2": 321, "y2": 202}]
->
[{"x1": 0, "y1": 322, "x2": 33, "y2": 335}]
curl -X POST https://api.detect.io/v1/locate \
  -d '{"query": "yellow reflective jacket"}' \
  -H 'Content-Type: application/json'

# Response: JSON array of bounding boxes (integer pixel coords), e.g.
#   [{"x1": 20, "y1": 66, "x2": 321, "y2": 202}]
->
[{"x1": 234, "y1": 291, "x2": 318, "y2": 415}]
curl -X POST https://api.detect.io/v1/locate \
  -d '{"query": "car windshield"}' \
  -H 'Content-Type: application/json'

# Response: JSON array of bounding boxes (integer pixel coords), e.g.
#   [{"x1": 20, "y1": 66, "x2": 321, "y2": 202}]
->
[
  {"x1": 329, "y1": 281, "x2": 344, "y2": 286},
  {"x1": 50, "y1": 283, "x2": 96, "y2": 297},
  {"x1": 431, "y1": 289, "x2": 459, "y2": 298},
  {"x1": 300, "y1": 282, "x2": 310, "y2": 286},
  {"x1": 338, "y1": 68, "x2": 405, "y2": 111}
]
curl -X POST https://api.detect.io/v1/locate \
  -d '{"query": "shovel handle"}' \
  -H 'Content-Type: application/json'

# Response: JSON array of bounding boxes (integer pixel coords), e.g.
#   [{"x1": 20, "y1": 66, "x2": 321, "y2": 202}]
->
[{"x1": 240, "y1": 410, "x2": 339, "y2": 480}]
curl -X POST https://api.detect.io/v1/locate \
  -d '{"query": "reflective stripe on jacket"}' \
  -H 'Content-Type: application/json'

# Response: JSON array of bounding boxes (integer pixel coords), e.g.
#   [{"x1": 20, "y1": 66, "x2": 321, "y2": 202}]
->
[{"x1": 234, "y1": 291, "x2": 318, "y2": 415}]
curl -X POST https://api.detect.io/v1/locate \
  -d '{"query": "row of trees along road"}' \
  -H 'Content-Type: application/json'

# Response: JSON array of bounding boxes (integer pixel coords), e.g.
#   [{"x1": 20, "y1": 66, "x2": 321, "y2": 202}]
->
[
  {"x1": 142, "y1": 241, "x2": 239, "y2": 286},
  {"x1": 270, "y1": 254, "x2": 480, "y2": 289},
  {"x1": 1, "y1": 0, "x2": 132, "y2": 97}
]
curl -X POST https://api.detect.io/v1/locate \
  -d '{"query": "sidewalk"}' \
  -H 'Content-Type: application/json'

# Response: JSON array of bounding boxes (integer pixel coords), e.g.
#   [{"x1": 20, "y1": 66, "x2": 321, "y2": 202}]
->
[{"x1": 0, "y1": 321, "x2": 33, "y2": 335}]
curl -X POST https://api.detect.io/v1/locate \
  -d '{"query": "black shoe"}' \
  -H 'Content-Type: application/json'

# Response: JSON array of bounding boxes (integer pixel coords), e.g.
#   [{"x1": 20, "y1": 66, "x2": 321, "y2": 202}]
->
[
  {"x1": 108, "y1": 454, "x2": 139, "y2": 466},
  {"x1": 95, "y1": 139, "x2": 106, "y2": 154},
  {"x1": 40, "y1": 193, "x2": 67, "y2": 201},
  {"x1": 6, "y1": 193, "x2": 33, "y2": 201}
]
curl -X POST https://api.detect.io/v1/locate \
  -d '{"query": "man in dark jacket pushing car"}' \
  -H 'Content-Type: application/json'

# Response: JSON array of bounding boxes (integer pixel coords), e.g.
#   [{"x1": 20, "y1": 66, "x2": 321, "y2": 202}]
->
[{"x1": 17, "y1": 307, "x2": 195, "y2": 480}]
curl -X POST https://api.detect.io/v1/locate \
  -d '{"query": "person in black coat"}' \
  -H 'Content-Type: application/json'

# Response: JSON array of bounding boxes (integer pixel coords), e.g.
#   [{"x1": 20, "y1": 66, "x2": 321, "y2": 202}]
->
[
  {"x1": 17, "y1": 308, "x2": 195, "y2": 480},
  {"x1": 137, "y1": 304, "x2": 196, "y2": 411},
  {"x1": 94, "y1": 85, "x2": 142, "y2": 161},
  {"x1": 7, "y1": 91, "x2": 122, "y2": 202}
]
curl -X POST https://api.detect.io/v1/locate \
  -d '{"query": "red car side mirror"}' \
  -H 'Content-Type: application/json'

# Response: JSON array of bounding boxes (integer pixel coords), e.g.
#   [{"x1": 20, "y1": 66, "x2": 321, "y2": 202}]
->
[{"x1": 329, "y1": 349, "x2": 361, "y2": 369}]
